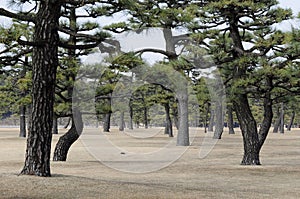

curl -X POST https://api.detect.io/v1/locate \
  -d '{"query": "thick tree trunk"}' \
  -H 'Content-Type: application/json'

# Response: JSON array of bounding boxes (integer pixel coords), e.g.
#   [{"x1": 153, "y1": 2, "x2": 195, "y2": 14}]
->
[
  {"x1": 287, "y1": 110, "x2": 295, "y2": 131},
  {"x1": 227, "y1": 105, "x2": 235, "y2": 134},
  {"x1": 234, "y1": 94, "x2": 261, "y2": 165},
  {"x1": 20, "y1": 1, "x2": 61, "y2": 176},
  {"x1": 103, "y1": 113, "x2": 111, "y2": 132},
  {"x1": 53, "y1": 110, "x2": 83, "y2": 161},
  {"x1": 213, "y1": 102, "x2": 224, "y2": 139},
  {"x1": 52, "y1": 115, "x2": 58, "y2": 134},
  {"x1": 176, "y1": 89, "x2": 189, "y2": 146},
  {"x1": 119, "y1": 111, "x2": 125, "y2": 131},
  {"x1": 19, "y1": 105, "x2": 26, "y2": 138},
  {"x1": 164, "y1": 103, "x2": 173, "y2": 137}
]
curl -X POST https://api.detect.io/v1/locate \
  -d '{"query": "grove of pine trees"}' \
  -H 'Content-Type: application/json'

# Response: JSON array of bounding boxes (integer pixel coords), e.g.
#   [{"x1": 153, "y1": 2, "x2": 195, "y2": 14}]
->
[{"x1": 1, "y1": 0, "x2": 300, "y2": 176}]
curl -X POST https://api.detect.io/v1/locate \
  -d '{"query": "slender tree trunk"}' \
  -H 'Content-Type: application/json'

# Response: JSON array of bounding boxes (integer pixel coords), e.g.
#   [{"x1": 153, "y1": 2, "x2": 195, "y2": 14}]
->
[
  {"x1": 64, "y1": 117, "x2": 71, "y2": 129},
  {"x1": 280, "y1": 102, "x2": 284, "y2": 134},
  {"x1": 144, "y1": 107, "x2": 148, "y2": 129},
  {"x1": 52, "y1": 115, "x2": 58, "y2": 134},
  {"x1": 287, "y1": 110, "x2": 295, "y2": 131},
  {"x1": 103, "y1": 113, "x2": 111, "y2": 132},
  {"x1": 53, "y1": 110, "x2": 83, "y2": 161},
  {"x1": 19, "y1": 105, "x2": 26, "y2": 138},
  {"x1": 172, "y1": 105, "x2": 179, "y2": 130},
  {"x1": 21, "y1": 1, "x2": 61, "y2": 176},
  {"x1": 129, "y1": 105, "x2": 133, "y2": 130},
  {"x1": 208, "y1": 108, "x2": 215, "y2": 132},
  {"x1": 164, "y1": 103, "x2": 173, "y2": 137},
  {"x1": 119, "y1": 111, "x2": 125, "y2": 131},
  {"x1": 213, "y1": 102, "x2": 223, "y2": 139},
  {"x1": 273, "y1": 106, "x2": 280, "y2": 133},
  {"x1": 228, "y1": 105, "x2": 235, "y2": 134},
  {"x1": 204, "y1": 103, "x2": 210, "y2": 133}
]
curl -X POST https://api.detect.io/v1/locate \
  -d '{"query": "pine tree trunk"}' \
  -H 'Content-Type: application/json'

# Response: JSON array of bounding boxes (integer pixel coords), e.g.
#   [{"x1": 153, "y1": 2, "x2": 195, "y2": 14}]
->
[
  {"x1": 172, "y1": 105, "x2": 179, "y2": 130},
  {"x1": 64, "y1": 117, "x2": 71, "y2": 129},
  {"x1": 19, "y1": 105, "x2": 26, "y2": 138},
  {"x1": 176, "y1": 89, "x2": 189, "y2": 146},
  {"x1": 52, "y1": 115, "x2": 58, "y2": 134},
  {"x1": 119, "y1": 111, "x2": 125, "y2": 131},
  {"x1": 144, "y1": 107, "x2": 148, "y2": 129},
  {"x1": 287, "y1": 110, "x2": 295, "y2": 131},
  {"x1": 20, "y1": 0, "x2": 61, "y2": 176},
  {"x1": 204, "y1": 103, "x2": 210, "y2": 133},
  {"x1": 208, "y1": 108, "x2": 215, "y2": 132},
  {"x1": 279, "y1": 103, "x2": 284, "y2": 134},
  {"x1": 103, "y1": 113, "x2": 111, "y2": 132},
  {"x1": 273, "y1": 106, "x2": 280, "y2": 133},
  {"x1": 213, "y1": 102, "x2": 223, "y2": 139},
  {"x1": 164, "y1": 103, "x2": 173, "y2": 137},
  {"x1": 234, "y1": 94, "x2": 261, "y2": 165},
  {"x1": 227, "y1": 105, "x2": 235, "y2": 134},
  {"x1": 129, "y1": 105, "x2": 133, "y2": 130},
  {"x1": 53, "y1": 110, "x2": 83, "y2": 161}
]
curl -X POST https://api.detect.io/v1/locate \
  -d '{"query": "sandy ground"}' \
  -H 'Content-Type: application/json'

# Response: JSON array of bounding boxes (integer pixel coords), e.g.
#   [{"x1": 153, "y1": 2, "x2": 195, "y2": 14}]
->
[{"x1": 0, "y1": 127, "x2": 299, "y2": 199}]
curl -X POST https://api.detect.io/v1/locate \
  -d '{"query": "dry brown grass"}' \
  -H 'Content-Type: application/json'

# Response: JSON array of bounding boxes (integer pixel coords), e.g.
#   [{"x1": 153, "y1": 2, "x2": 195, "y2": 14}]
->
[{"x1": 0, "y1": 127, "x2": 299, "y2": 199}]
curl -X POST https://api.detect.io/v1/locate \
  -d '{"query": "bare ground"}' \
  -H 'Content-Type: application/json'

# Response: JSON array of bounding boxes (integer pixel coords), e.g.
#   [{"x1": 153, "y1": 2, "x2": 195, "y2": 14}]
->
[{"x1": 0, "y1": 127, "x2": 299, "y2": 199}]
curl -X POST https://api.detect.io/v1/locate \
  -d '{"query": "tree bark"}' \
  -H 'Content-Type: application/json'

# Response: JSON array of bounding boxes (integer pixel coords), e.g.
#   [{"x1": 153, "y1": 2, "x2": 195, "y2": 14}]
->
[
  {"x1": 52, "y1": 115, "x2": 58, "y2": 134},
  {"x1": 164, "y1": 103, "x2": 173, "y2": 137},
  {"x1": 172, "y1": 105, "x2": 179, "y2": 130},
  {"x1": 20, "y1": 0, "x2": 61, "y2": 176},
  {"x1": 176, "y1": 89, "x2": 189, "y2": 146},
  {"x1": 273, "y1": 106, "x2": 281, "y2": 133},
  {"x1": 279, "y1": 102, "x2": 284, "y2": 134},
  {"x1": 64, "y1": 117, "x2": 71, "y2": 129},
  {"x1": 53, "y1": 110, "x2": 83, "y2": 161},
  {"x1": 128, "y1": 105, "x2": 133, "y2": 130},
  {"x1": 213, "y1": 102, "x2": 224, "y2": 139},
  {"x1": 144, "y1": 107, "x2": 148, "y2": 129},
  {"x1": 227, "y1": 105, "x2": 235, "y2": 134},
  {"x1": 19, "y1": 105, "x2": 26, "y2": 138},
  {"x1": 103, "y1": 113, "x2": 111, "y2": 132},
  {"x1": 287, "y1": 110, "x2": 295, "y2": 131},
  {"x1": 234, "y1": 94, "x2": 261, "y2": 165},
  {"x1": 208, "y1": 108, "x2": 215, "y2": 132},
  {"x1": 119, "y1": 111, "x2": 125, "y2": 131}
]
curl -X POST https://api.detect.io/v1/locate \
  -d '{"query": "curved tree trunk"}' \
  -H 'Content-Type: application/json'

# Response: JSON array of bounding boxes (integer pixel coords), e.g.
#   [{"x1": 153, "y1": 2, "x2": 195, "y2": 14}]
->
[
  {"x1": 53, "y1": 110, "x2": 83, "y2": 161},
  {"x1": 64, "y1": 117, "x2": 71, "y2": 129},
  {"x1": 234, "y1": 94, "x2": 261, "y2": 165},
  {"x1": 20, "y1": 1, "x2": 61, "y2": 177}
]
